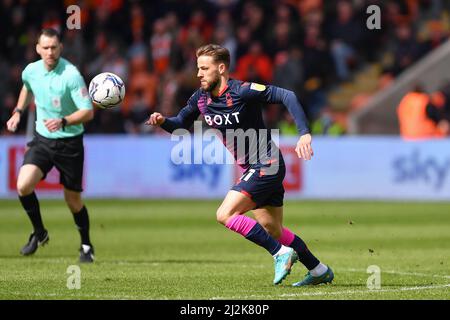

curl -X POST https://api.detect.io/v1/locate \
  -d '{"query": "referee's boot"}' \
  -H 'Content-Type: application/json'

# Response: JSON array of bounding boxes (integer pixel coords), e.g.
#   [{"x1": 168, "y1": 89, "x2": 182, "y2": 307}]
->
[
  {"x1": 79, "y1": 244, "x2": 95, "y2": 263},
  {"x1": 20, "y1": 230, "x2": 49, "y2": 256}
]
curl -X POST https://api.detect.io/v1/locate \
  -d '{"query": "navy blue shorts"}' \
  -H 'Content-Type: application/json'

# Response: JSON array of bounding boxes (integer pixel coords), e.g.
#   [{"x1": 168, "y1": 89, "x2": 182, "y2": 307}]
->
[{"x1": 231, "y1": 161, "x2": 286, "y2": 209}]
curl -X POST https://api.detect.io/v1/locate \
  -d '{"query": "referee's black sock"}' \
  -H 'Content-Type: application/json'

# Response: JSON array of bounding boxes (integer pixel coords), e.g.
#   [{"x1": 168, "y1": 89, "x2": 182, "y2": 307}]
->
[
  {"x1": 72, "y1": 206, "x2": 92, "y2": 246},
  {"x1": 19, "y1": 192, "x2": 46, "y2": 236}
]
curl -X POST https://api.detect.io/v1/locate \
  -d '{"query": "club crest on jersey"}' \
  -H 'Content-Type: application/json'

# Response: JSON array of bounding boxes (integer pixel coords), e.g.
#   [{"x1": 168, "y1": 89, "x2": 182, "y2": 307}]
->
[
  {"x1": 52, "y1": 97, "x2": 61, "y2": 109},
  {"x1": 250, "y1": 83, "x2": 266, "y2": 91},
  {"x1": 226, "y1": 92, "x2": 233, "y2": 107}
]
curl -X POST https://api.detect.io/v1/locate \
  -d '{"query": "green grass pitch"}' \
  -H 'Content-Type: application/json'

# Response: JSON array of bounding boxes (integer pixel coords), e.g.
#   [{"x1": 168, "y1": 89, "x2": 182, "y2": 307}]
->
[{"x1": 0, "y1": 199, "x2": 449, "y2": 300}]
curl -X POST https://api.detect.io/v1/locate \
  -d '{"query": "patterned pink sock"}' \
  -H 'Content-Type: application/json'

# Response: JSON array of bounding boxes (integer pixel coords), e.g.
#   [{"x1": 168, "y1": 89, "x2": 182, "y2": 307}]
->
[
  {"x1": 280, "y1": 227, "x2": 321, "y2": 270},
  {"x1": 225, "y1": 215, "x2": 257, "y2": 237},
  {"x1": 225, "y1": 215, "x2": 281, "y2": 255},
  {"x1": 279, "y1": 227, "x2": 295, "y2": 246}
]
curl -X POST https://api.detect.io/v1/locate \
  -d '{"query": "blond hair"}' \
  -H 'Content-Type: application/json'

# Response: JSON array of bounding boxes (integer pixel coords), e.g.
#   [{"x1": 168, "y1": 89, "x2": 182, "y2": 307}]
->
[{"x1": 196, "y1": 44, "x2": 230, "y2": 68}]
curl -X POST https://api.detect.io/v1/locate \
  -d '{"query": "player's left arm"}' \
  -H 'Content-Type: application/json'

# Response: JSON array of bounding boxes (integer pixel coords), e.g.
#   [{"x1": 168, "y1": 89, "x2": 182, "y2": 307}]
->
[
  {"x1": 241, "y1": 83, "x2": 313, "y2": 160},
  {"x1": 44, "y1": 73, "x2": 94, "y2": 132}
]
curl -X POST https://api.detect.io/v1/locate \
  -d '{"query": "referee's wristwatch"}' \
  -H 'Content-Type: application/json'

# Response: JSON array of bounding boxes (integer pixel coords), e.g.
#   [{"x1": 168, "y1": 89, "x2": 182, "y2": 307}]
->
[
  {"x1": 13, "y1": 107, "x2": 24, "y2": 116},
  {"x1": 61, "y1": 117, "x2": 68, "y2": 130}
]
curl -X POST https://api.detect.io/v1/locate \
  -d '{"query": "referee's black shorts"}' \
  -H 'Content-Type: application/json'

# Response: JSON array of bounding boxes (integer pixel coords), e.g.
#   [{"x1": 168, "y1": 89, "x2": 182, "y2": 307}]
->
[{"x1": 23, "y1": 132, "x2": 84, "y2": 192}]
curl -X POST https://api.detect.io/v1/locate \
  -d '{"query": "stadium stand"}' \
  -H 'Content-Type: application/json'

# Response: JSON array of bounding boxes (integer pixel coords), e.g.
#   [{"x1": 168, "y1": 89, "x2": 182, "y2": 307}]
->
[{"x1": 1, "y1": 0, "x2": 449, "y2": 136}]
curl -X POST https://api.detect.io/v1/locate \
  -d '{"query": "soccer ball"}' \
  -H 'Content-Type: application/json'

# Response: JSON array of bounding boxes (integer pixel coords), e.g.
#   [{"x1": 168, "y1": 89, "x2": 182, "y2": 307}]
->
[{"x1": 88, "y1": 72, "x2": 125, "y2": 109}]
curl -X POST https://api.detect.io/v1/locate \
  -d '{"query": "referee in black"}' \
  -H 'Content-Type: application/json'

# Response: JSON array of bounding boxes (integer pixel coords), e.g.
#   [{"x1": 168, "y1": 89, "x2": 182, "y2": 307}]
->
[{"x1": 6, "y1": 29, "x2": 95, "y2": 263}]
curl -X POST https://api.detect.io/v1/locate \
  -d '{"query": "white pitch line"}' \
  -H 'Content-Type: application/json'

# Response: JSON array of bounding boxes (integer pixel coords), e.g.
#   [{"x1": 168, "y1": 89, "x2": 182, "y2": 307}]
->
[
  {"x1": 1, "y1": 291, "x2": 168, "y2": 300},
  {"x1": 344, "y1": 268, "x2": 450, "y2": 279},
  {"x1": 280, "y1": 284, "x2": 450, "y2": 298},
  {"x1": 210, "y1": 284, "x2": 450, "y2": 300},
  {"x1": 4, "y1": 283, "x2": 449, "y2": 300},
  {"x1": 211, "y1": 269, "x2": 450, "y2": 299},
  {"x1": 2, "y1": 269, "x2": 449, "y2": 300}
]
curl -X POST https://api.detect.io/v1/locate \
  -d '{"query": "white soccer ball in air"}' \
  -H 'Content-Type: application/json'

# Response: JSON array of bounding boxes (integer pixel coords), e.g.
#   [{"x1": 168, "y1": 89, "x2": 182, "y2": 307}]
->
[{"x1": 88, "y1": 72, "x2": 125, "y2": 109}]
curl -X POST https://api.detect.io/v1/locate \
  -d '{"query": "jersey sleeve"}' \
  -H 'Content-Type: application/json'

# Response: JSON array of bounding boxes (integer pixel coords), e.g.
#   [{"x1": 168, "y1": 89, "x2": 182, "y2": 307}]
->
[
  {"x1": 21, "y1": 65, "x2": 32, "y2": 91},
  {"x1": 160, "y1": 91, "x2": 201, "y2": 133},
  {"x1": 240, "y1": 82, "x2": 310, "y2": 135},
  {"x1": 68, "y1": 71, "x2": 93, "y2": 110}
]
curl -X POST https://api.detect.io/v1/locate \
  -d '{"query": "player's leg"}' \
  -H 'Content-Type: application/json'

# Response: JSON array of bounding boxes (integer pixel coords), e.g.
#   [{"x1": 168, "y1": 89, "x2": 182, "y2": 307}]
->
[
  {"x1": 63, "y1": 189, "x2": 94, "y2": 263},
  {"x1": 17, "y1": 164, "x2": 49, "y2": 255},
  {"x1": 63, "y1": 188, "x2": 94, "y2": 262},
  {"x1": 216, "y1": 190, "x2": 279, "y2": 255},
  {"x1": 253, "y1": 206, "x2": 322, "y2": 269},
  {"x1": 56, "y1": 136, "x2": 94, "y2": 262},
  {"x1": 252, "y1": 205, "x2": 284, "y2": 240},
  {"x1": 252, "y1": 206, "x2": 333, "y2": 286},
  {"x1": 217, "y1": 190, "x2": 297, "y2": 284},
  {"x1": 18, "y1": 135, "x2": 54, "y2": 256}
]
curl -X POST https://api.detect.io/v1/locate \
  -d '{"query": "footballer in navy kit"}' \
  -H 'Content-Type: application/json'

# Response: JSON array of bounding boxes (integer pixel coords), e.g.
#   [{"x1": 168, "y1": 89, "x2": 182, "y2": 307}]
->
[{"x1": 146, "y1": 44, "x2": 333, "y2": 286}]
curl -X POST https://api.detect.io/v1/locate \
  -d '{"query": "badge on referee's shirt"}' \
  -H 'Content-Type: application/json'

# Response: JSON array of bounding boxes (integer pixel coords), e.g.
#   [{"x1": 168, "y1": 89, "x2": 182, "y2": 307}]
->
[{"x1": 52, "y1": 96, "x2": 61, "y2": 110}]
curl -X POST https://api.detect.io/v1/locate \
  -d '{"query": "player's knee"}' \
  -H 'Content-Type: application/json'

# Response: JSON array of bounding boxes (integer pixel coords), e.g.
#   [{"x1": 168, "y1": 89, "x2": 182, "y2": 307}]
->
[
  {"x1": 66, "y1": 200, "x2": 83, "y2": 213},
  {"x1": 64, "y1": 193, "x2": 83, "y2": 213},
  {"x1": 16, "y1": 180, "x2": 33, "y2": 196},
  {"x1": 216, "y1": 207, "x2": 227, "y2": 225},
  {"x1": 216, "y1": 206, "x2": 235, "y2": 225}
]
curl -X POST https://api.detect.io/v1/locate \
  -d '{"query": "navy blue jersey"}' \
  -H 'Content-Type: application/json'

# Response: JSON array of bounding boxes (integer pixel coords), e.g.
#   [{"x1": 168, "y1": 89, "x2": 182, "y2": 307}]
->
[{"x1": 161, "y1": 79, "x2": 309, "y2": 169}]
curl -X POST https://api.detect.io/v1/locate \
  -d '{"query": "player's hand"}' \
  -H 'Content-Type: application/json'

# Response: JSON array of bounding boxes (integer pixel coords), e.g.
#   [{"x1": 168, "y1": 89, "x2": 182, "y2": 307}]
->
[
  {"x1": 6, "y1": 113, "x2": 21, "y2": 132},
  {"x1": 295, "y1": 133, "x2": 314, "y2": 160},
  {"x1": 44, "y1": 118, "x2": 63, "y2": 132},
  {"x1": 145, "y1": 112, "x2": 165, "y2": 126}
]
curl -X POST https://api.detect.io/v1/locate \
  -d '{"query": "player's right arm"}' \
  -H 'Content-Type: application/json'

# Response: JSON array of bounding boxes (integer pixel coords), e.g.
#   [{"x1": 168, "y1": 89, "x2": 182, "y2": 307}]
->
[
  {"x1": 146, "y1": 112, "x2": 166, "y2": 126},
  {"x1": 6, "y1": 85, "x2": 33, "y2": 132},
  {"x1": 145, "y1": 91, "x2": 201, "y2": 133}
]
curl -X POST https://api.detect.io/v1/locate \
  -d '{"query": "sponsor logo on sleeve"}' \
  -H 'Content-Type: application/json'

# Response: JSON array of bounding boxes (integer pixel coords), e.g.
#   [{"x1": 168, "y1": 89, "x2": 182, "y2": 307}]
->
[
  {"x1": 250, "y1": 83, "x2": 266, "y2": 91},
  {"x1": 80, "y1": 87, "x2": 88, "y2": 98}
]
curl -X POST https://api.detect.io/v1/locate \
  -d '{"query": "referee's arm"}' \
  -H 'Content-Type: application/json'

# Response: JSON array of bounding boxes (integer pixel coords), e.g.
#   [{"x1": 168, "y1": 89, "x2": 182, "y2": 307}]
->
[
  {"x1": 63, "y1": 109, "x2": 94, "y2": 126},
  {"x1": 44, "y1": 109, "x2": 94, "y2": 133},
  {"x1": 6, "y1": 85, "x2": 33, "y2": 132},
  {"x1": 45, "y1": 73, "x2": 94, "y2": 132}
]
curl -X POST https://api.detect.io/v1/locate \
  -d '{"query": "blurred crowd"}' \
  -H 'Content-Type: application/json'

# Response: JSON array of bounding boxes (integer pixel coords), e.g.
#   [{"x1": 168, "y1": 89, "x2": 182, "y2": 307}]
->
[
  {"x1": 1, "y1": 0, "x2": 450, "y2": 136},
  {"x1": 397, "y1": 83, "x2": 450, "y2": 140}
]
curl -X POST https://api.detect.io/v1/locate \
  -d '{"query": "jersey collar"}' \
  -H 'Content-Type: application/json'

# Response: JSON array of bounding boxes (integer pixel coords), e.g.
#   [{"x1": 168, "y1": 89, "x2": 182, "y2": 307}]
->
[
  {"x1": 214, "y1": 78, "x2": 231, "y2": 97},
  {"x1": 217, "y1": 83, "x2": 229, "y2": 97},
  {"x1": 42, "y1": 58, "x2": 62, "y2": 75}
]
